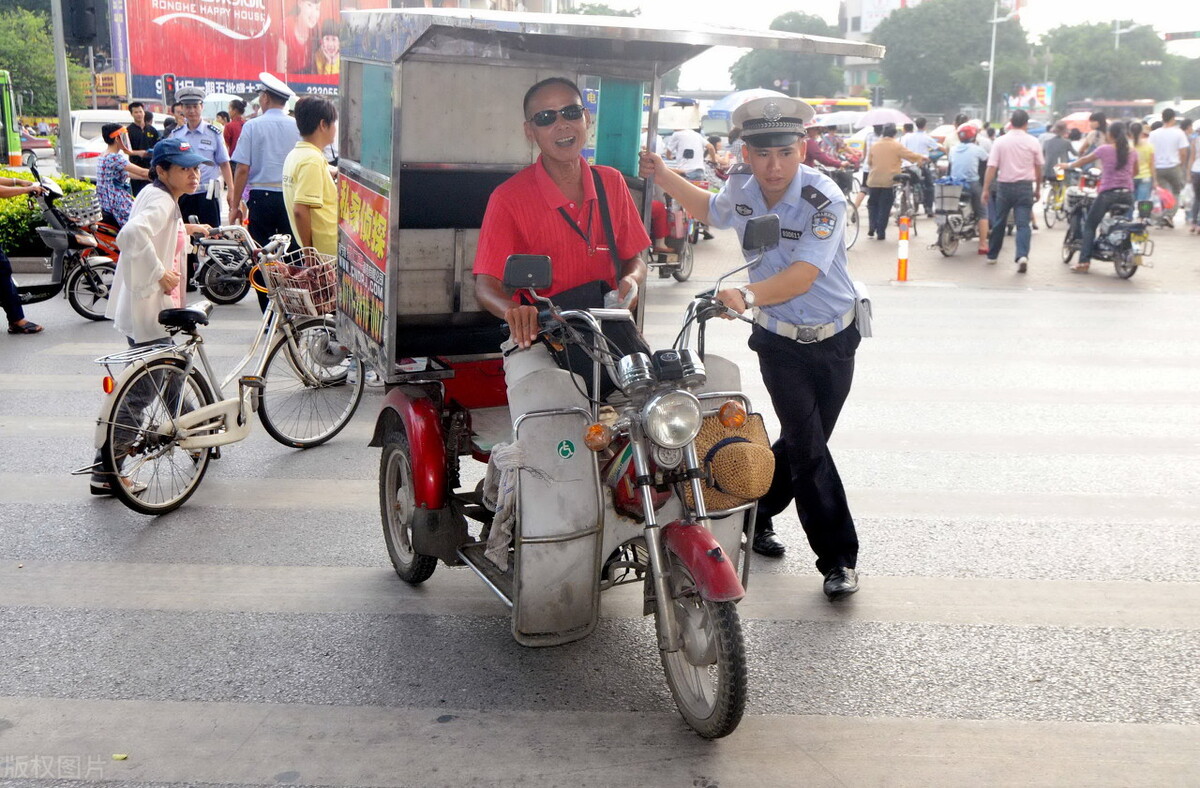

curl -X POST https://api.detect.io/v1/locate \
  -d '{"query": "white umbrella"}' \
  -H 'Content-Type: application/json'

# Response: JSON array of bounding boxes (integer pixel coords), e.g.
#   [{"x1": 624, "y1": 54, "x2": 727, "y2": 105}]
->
[
  {"x1": 810, "y1": 110, "x2": 863, "y2": 128},
  {"x1": 853, "y1": 108, "x2": 912, "y2": 129}
]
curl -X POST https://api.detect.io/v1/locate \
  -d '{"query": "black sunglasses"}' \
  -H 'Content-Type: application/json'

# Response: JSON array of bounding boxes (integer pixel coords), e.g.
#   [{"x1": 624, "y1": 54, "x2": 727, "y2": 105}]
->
[{"x1": 528, "y1": 104, "x2": 585, "y2": 127}]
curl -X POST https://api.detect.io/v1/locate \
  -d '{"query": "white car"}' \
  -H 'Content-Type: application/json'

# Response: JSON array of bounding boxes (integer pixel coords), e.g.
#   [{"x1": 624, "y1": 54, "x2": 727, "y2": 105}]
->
[{"x1": 67, "y1": 110, "x2": 164, "y2": 181}]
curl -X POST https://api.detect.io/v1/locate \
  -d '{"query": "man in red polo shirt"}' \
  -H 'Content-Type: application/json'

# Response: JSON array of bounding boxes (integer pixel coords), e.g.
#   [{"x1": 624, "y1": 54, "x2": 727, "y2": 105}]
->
[{"x1": 474, "y1": 77, "x2": 649, "y2": 347}]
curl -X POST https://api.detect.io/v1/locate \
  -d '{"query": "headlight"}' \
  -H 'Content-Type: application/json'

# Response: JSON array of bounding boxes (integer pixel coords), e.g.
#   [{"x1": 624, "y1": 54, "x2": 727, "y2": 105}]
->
[{"x1": 642, "y1": 390, "x2": 702, "y2": 449}]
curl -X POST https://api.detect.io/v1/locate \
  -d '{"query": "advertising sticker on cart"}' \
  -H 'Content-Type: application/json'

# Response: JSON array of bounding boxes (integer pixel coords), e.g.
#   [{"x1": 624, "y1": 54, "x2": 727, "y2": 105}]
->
[{"x1": 337, "y1": 177, "x2": 388, "y2": 345}]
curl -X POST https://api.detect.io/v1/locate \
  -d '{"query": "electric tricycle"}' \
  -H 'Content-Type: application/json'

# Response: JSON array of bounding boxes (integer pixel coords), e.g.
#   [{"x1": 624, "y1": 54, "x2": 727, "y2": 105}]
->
[{"x1": 333, "y1": 8, "x2": 882, "y2": 738}]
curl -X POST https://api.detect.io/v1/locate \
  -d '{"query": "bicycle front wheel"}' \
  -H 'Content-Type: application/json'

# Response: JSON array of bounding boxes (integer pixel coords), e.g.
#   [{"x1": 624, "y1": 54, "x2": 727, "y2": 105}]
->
[
  {"x1": 259, "y1": 316, "x2": 365, "y2": 448},
  {"x1": 101, "y1": 357, "x2": 215, "y2": 515}
]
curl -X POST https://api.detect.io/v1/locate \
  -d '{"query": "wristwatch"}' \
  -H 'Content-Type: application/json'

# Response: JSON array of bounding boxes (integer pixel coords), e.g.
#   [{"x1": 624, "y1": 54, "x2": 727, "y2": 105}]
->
[{"x1": 737, "y1": 285, "x2": 756, "y2": 308}]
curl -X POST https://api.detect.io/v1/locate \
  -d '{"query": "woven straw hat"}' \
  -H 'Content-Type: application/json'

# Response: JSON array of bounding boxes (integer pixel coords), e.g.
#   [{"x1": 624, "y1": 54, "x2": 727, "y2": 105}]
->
[{"x1": 685, "y1": 413, "x2": 775, "y2": 513}]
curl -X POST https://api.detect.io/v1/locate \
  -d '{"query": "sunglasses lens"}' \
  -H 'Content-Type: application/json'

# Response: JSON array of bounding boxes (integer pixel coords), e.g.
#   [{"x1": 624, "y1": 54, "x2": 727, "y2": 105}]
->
[{"x1": 531, "y1": 105, "x2": 584, "y2": 127}]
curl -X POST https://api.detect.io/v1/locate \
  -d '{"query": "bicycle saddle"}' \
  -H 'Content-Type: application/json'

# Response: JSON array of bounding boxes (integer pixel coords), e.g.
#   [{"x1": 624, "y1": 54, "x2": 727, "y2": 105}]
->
[
  {"x1": 158, "y1": 306, "x2": 211, "y2": 329},
  {"x1": 892, "y1": 172, "x2": 911, "y2": 182}
]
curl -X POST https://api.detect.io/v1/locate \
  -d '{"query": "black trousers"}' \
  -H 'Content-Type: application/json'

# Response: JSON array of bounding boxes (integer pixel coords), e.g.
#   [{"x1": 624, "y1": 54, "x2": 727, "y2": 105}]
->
[
  {"x1": 750, "y1": 323, "x2": 861, "y2": 574},
  {"x1": 178, "y1": 191, "x2": 221, "y2": 288},
  {"x1": 867, "y1": 186, "x2": 895, "y2": 239},
  {"x1": 248, "y1": 190, "x2": 295, "y2": 311},
  {"x1": 1079, "y1": 190, "x2": 1132, "y2": 263}
]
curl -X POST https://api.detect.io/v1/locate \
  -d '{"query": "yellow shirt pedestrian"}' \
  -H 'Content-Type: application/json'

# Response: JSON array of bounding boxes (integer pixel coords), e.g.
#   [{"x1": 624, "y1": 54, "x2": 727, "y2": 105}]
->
[{"x1": 282, "y1": 141, "x2": 337, "y2": 257}]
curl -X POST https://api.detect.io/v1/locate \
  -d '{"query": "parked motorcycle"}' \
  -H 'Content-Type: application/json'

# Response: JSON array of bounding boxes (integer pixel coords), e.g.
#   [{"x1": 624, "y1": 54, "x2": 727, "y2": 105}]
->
[
  {"x1": 375, "y1": 215, "x2": 783, "y2": 739},
  {"x1": 15, "y1": 162, "x2": 116, "y2": 321}
]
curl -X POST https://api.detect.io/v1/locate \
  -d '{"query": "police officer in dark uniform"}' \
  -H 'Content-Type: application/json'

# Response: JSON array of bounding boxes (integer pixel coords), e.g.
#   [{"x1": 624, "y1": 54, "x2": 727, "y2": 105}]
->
[
  {"x1": 640, "y1": 96, "x2": 864, "y2": 601},
  {"x1": 229, "y1": 73, "x2": 300, "y2": 309},
  {"x1": 170, "y1": 85, "x2": 233, "y2": 289}
]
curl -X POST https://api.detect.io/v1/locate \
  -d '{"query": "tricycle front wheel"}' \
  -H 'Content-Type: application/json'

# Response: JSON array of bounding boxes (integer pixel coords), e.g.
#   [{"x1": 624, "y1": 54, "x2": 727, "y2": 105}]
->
[
  {"x1": 659, "y1": 554, "x2": 746, "y2": 739},
  {"x1": 380, "y1": 429, "x2": 437, "y2": 584}
]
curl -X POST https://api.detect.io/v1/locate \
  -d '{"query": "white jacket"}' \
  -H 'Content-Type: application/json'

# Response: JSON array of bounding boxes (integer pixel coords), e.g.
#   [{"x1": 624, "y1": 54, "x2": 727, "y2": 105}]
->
[{"x1": 106, "y1": 182, "x2": 183, "y2": 343}]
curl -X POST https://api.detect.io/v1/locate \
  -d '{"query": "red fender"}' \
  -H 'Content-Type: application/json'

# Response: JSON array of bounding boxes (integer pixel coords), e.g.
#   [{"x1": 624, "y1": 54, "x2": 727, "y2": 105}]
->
[
  {"x1": 661, "y1": 520, "x2": 745, "y2": 603},
  {"x1": 377, "y1": 388, "x2": 446, "y2": 510}
]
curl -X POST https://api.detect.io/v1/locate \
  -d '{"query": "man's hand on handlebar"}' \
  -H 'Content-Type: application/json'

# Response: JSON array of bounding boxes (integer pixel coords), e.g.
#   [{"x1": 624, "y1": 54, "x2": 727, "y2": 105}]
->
[
  {"x1": 505, "y1": 304, "x2": 541, "y2": 349},
  {"x1": 638, "y1": 150, "x2": 667, "y2": 180}
]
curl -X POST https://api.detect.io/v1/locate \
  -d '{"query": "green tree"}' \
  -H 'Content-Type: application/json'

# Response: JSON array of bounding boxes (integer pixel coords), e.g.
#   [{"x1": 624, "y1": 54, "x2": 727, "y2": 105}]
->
[
  {"x1": 0, "y1": 9, "x2": 89, "y2": 115},
  {"x1": 729, "y1": 12, "x2": 843, "y2": 96},
  {"x1": 1042, "y1": 22, "x2": 1177, "y2": 108},
  {"x1": 872, "y1": 0, "x2": 1031, "y2": 116}
]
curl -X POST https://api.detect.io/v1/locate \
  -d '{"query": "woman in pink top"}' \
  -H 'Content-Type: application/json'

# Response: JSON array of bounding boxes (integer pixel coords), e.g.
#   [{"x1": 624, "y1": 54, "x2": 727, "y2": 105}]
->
[{"x1": 1060, "y1": 121, "x2": 1135, "y2": 273}]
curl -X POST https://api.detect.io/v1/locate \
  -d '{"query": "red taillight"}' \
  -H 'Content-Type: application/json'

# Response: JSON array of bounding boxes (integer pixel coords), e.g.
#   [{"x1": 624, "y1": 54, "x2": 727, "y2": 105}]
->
[
  {"x1": 102, "y1": 376, "x2": 114, "y2": 394},
  {"x1": 76, "y1": 152, "x2": 101, "y2": 160}
]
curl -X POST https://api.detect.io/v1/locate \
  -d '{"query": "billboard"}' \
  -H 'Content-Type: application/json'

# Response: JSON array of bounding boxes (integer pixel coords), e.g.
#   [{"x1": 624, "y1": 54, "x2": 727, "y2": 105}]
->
[
  {"x1": 115, "y1": 0, "x2": 389, "y2": 100},
  {"x1": 1005, "y1": 83, "x2": 1054, "y2": 121}
]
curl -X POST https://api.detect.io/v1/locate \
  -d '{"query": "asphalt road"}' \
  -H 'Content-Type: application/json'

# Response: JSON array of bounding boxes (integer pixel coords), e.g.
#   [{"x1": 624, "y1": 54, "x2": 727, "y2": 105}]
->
[{"x1": 1, "y1": 204, "x2": 1198, "y2": 786}]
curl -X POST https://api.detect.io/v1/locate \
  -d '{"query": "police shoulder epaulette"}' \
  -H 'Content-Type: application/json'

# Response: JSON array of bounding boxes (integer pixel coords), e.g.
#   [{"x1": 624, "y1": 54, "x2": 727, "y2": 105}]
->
[
  {"x1": 726, "y1": 163, "x2": 752, "y2": 176},
  {"x1": 800, "y1": 184, "x2": 832, "y2": 211},
  {"x1": 206, "y1": 124, "x2": 222, "y2": 135}
]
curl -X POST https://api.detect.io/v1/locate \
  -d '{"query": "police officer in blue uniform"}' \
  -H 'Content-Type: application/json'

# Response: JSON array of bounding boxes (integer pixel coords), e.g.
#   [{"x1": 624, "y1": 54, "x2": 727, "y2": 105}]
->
[
  {"x1": 640, "y1": 96, "x2": 864, "y2": 601},
  {"x1": 170, "y1": 85, "x2": 233, "y2": 289},
  {"x1": 229, "y1": 73, "x2": 301, "y2": 310}
]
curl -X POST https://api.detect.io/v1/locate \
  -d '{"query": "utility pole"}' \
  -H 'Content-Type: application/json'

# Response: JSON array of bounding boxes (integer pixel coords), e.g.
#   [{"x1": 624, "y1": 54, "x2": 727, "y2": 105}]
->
[
  {"x1": 50, "y1": 0, "x2": 76, "y2": 177},
  {"x1": 985, "y1": 0, "x2": 999, "y2": 125}
]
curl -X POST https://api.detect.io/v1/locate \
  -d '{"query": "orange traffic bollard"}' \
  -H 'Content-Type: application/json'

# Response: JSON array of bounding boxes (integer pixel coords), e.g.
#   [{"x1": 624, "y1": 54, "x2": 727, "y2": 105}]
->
[{"x1": 897, "y1": 216, "x2": 910, "y2": 282}]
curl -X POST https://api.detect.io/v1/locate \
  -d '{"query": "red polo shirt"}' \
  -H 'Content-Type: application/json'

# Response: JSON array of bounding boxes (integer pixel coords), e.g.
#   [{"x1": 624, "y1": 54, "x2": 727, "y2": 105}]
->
[{"x1": 474, "y1": 156, "x2": 650, "y2": 298}]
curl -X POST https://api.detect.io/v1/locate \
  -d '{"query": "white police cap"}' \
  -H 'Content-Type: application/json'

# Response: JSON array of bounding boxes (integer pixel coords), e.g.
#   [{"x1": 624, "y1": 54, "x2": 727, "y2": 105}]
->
[
  {"x1": 175, "y1": 85, "x2": 205, "y2": 104},
  {"x1": 258, "y1": 72, "x2": 295, "y2": 102},
  {"x1": 733, "y1": 97, "x2": 816, "y2": 147}
]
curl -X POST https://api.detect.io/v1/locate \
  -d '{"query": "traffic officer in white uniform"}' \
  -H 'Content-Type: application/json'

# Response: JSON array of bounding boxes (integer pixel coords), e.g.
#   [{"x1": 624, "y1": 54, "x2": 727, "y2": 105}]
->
[
  {"x1": 170, "y1": 84, "x2": 233, "y2": 289},
  {"x1": 229, "y1": 72, "x2": 300, "y2": 309},
  {"x1": 640, "y1": 96, "x2": 864, "y2": 601}
]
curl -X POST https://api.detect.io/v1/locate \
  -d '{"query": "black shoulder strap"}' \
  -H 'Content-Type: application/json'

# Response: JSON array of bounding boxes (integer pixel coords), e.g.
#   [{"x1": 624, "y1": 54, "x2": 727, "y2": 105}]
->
[{"x1": 591, "y1": 167, "x2": 623, "y2": 284}]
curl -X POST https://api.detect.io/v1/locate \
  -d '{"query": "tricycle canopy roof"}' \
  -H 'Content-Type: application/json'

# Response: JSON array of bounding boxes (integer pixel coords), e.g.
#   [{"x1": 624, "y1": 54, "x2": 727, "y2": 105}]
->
[{"x1": 340, "y1": 8, "x2": 885, "y2": 73}]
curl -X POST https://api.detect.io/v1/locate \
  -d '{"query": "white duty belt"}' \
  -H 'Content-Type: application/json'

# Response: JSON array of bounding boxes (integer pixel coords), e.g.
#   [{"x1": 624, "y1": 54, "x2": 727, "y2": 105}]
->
[{"x1": 755, "y1": 304, "x2": 856, "y2": 344}]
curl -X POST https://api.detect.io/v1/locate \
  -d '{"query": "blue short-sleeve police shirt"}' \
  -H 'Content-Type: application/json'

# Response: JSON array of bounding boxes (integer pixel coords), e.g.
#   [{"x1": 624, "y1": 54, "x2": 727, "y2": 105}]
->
[{"x1": 708, "y1": 163, "x2": 856, "y2": 327}]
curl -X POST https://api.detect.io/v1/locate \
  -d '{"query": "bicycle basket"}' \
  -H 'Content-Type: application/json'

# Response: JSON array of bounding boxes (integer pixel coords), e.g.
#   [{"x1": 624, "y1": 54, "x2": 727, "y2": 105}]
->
[
  {"x1": 260, "y1": 249, "x2": 338, "y2": 317},
  {"x1": 58, "y1": 190, "x2": 103, "y2": 227}
]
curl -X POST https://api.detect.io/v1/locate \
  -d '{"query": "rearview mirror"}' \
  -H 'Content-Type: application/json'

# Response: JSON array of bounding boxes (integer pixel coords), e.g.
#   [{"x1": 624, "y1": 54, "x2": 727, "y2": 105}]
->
[
  {"x1": 742, "y1": 214, "x2": 780, "y2": 252},
  {"x1": 502, "y1": 254, "x2": 552, "y2": 291}
]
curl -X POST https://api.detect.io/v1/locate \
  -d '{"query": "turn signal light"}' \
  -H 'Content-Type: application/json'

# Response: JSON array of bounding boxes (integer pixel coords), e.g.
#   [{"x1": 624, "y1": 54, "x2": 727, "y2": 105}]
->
[
  {"x1": 102, "y1": 376, "x2": 115, "y2": 394},
  {"x1": 583, "y1": 422, "x2": 613, "y2": 452},
  {"x1": 718, "y1": 400, "x2": 747, "y2": 428}
]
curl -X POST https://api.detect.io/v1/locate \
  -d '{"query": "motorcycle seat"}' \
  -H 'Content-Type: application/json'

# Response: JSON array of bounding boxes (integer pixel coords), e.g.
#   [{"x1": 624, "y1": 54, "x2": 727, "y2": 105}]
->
[
  {"x1": 158, "y1": 306, "x2": 211, "y2": 330},
  {"x1": 1109, "y1": 221, "x2": 1146, "y2": 233}
]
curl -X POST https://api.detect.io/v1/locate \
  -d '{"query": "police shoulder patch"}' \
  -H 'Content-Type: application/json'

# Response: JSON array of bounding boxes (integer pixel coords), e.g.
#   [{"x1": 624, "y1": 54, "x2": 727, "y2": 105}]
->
[
  {"x1": 781, "y1": 228, "x2": 803, "y2": 240},
  {"x1": 800, "y1": 184, "x2": 833, "y2": 211},
  {"x1": 811, "y1": 210, "x2": 838, "y2": 240},
  {"x1": 727, "y1": 163, "x2": 752, "y2": 176},
  {"x1": 735, "y1": 204, "x2": 753, "y2": 216}
]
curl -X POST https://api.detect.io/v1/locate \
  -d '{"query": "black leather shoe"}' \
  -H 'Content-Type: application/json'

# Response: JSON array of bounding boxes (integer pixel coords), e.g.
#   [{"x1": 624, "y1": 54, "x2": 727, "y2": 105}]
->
[
  {"x1": 752, "y1": 527, "x2": 785, "y2": 557},
  {"x1": 823, "y1": 566, "x2": 859, "y2": 601}
]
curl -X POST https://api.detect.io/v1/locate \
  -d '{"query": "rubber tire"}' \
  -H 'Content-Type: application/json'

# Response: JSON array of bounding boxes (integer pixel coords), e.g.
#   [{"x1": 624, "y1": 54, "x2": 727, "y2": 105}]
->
[
  {"x1": 380, "y1": 429, "x2": 438, "y2": 584},
  {"x1": 659, "y1": 554, "x2": 747, "y2": 739},
  {"x1": 843, "y1": 205, "x2": 860, "y2": 251},
  {"x1": 937, "y1": 223, "x2": 959, "y2": 257},
  {"x1": 199, "y1": 264, "x2": 251, "y2": 305},
  {"x1": 258, "y1": 316, "x2": 365, "y2": 448},
  {"x1": 1061, "y1": 225, "x2": 1077, "y2": 264},
  {"x1": 1114, "y1": 248, "x2": 1138, "y2": 279},
  {"x1": 66, "y1": 259, "x2": 115, "y2": 321},
  {"x1": 671, "y1": 240, "x2": 694, "y2": 282},
  {"x1": 101, "y1": 357, "x2": 214, "y2": 516},
  {"x1": 1043, "y1": 202, "x2": 1058, "y2": 229}
]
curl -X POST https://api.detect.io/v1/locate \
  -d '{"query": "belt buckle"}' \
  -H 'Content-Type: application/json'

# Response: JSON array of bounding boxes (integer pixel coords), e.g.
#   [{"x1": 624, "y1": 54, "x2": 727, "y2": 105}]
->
[{"x1": 795, "y1": 324, "x2": 819, "y2": 343}]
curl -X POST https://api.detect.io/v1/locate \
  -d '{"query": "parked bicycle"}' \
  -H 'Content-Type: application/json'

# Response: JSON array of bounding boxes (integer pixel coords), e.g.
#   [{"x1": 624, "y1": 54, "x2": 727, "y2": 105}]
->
[{"x1": 87, "y1": 229, "x2": 365, "y2": 514}]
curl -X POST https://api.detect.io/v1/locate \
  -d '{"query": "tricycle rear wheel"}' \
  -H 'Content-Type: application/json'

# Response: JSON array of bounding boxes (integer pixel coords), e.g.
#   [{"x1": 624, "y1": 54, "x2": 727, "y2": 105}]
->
[
  {"x1": 659, "y1": 554, "x2": 746, "y2": 739},
  {"x1": 380, "y1": 429, "x2": 437, "y2": 584}
]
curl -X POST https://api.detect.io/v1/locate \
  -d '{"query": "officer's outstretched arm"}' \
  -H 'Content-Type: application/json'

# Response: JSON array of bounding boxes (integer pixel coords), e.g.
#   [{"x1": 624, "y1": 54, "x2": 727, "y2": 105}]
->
[{"x1": 638, "y1": 150, "x2": 711, "y2": 223}]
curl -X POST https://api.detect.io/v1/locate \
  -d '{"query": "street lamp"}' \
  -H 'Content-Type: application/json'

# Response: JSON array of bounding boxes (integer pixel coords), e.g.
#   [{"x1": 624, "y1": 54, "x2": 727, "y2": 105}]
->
[
  {"x1": 984, "y1": 0, "x2": 1017, "y2": 125},
  {"x1": 1114, "y1": 21, "x2": 1144, "y2": 50}
]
